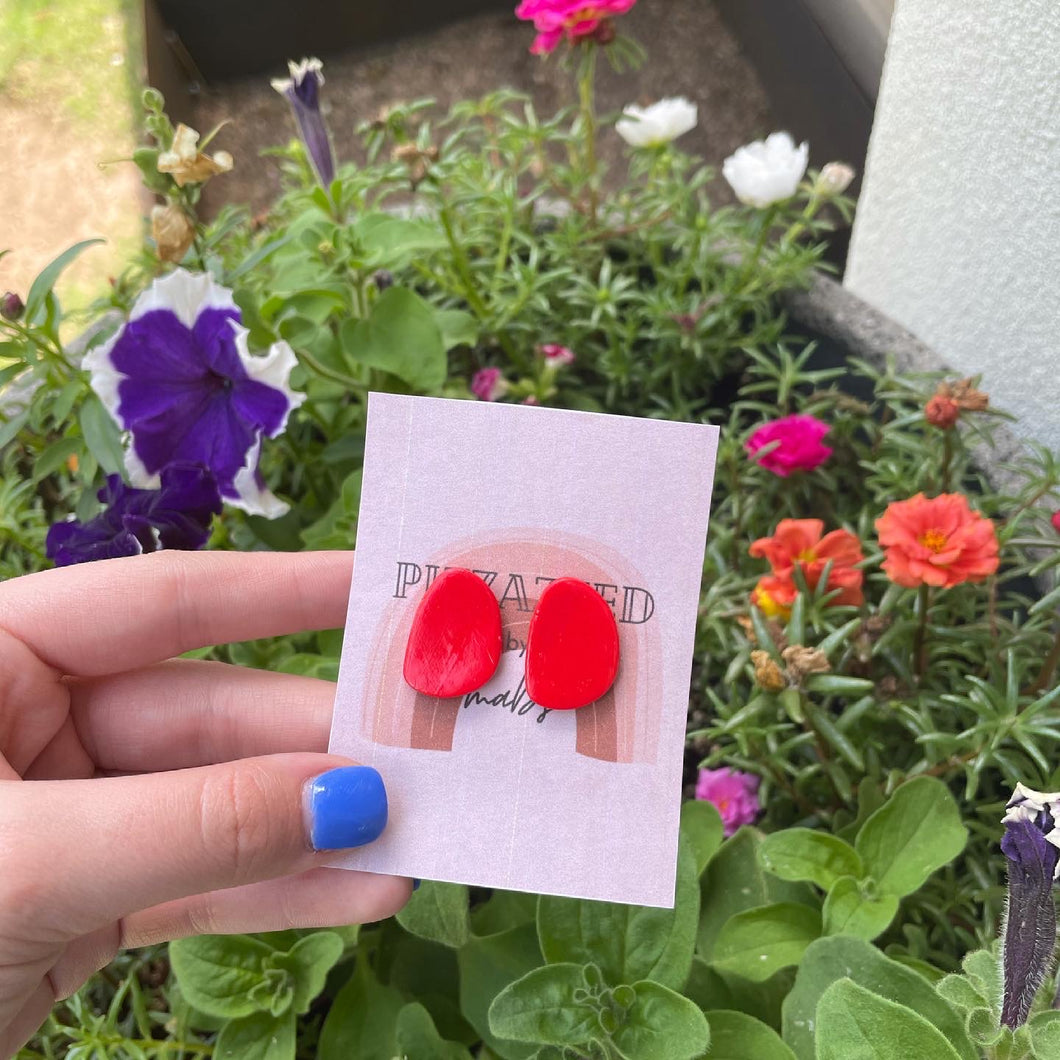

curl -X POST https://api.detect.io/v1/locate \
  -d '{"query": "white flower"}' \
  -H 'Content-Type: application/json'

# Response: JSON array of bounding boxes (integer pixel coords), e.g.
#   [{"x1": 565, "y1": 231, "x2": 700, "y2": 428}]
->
[
  {"x1": 615, "y1": 97, "x2": 698, "y2": 148},
  {"x1": 722, "y1": 131, "x2": 809, "y2": 208}
]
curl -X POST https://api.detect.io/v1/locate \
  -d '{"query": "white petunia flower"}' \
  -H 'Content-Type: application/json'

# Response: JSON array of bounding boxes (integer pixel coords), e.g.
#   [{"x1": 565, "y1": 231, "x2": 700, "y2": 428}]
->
[
  {"x1": 722, "y1": 131, "x2": 809, "y2": 208},
  {"x1": 615, "y1": 97, "x2": 698, "y2": 149}
]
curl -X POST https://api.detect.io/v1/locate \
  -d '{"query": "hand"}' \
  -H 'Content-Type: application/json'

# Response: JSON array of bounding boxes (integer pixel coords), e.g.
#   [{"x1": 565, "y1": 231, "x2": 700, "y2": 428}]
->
[{"x1": 0, "y1": 550, "x2": 411, "y2": 1056}]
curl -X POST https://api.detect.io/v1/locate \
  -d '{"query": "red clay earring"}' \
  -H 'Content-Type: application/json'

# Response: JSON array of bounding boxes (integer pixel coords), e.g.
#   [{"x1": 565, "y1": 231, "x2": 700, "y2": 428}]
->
[
  {"x1": 525, "y1": 578, "x2": 620, "y2": 710},
  {"x1": 403, "y1": 568, "x2": 503, "y2": 697}
]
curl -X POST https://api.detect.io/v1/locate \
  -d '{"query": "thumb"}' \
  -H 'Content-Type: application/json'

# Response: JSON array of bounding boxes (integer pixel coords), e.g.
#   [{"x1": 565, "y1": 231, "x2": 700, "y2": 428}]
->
[{"x1": 0, "y1": 754, "x2": 388, "y2": 939}]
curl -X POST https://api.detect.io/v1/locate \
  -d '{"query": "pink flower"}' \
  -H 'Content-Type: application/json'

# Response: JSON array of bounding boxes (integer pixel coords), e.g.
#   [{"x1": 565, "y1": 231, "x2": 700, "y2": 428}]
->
[
  {"x1": 695, "y1": 768, "x2": 760, "y2": 836},
  {"x1": 471, "y1": 367, "x2": 508, "y2": 402},
  {"x1": 539, "y1": 343, "x2": 575, "y2": 366},
  {"x1": 746, "y1": 414, "x2": 832, "y2": 477},
  {"x1": 1052, "y1": 511, "x2": 1060, "y2": 534},
  {"x1": 515, "y1": 0, "x2": 638, "y2": 54}
]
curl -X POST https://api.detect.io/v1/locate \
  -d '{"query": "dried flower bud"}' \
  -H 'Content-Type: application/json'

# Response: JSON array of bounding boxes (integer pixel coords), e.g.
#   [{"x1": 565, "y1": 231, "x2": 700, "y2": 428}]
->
[
  {"x1": 782, "y1": 645, "x2": 830, "y2": 683},
  {"x1": 1000, "y1": 784, "x2": 1060, "y2": 1029},
  {"x1": 1, "y1": 291, "x2": 25, "y2": 322},
  {"x1": 751, "y1": 650, "x2": 786, "y2": 692},
  {"x1": 392, "y1": 142, "x2": 439, "y2": 189},
  {"x1": 373, "y1": 269, "x2": 394, "y2": 292},
  {"x1": 150, "y1": 204, "x2": 196, "y2": 264},
  {"x1": 816, "y1": 162, "x2": 856, "y2": 196},
  {"x1": 926, "y1": 378, "x2": 989, "y2": 428},
  {"x1": 590, "y1": 19, "x2": 617, "y2": 45}
]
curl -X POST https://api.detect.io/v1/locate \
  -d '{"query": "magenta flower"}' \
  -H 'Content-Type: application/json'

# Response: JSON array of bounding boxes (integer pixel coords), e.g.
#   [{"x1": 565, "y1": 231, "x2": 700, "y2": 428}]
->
[
  {"x1": 539, "y1": 343, "x2": 575, "y2": 366},
  {"x1": 746, "y1": 414, "x2": 833, "y2": 477},
  {"x1": 695, "y1": 768, "x2": 760, "y2": 836},
  {"x1": 471, "y1": 367, "x2": 507, "y2": 402},
  {"x1": 515, "y1": 0, "x2": 637, "y2": 54}
]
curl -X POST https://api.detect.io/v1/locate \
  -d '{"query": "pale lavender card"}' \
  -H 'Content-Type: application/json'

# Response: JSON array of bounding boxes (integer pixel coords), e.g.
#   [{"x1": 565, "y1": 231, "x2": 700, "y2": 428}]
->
[{"x1": 328, "y1": 393, "x2": 719, "y2": 907}]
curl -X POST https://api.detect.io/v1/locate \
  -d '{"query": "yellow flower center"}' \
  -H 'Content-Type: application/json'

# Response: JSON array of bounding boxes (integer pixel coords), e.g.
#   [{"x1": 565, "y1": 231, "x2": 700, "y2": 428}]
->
[
  {"x1": 919, "y1": 528, "x2": 949, "y2": 553},
  {"x1": 565, "y1": 5, "x2": 608, "y2": 24},
  {"x1": 796, "y1": 548, "x2": 818, "y2": 562}
]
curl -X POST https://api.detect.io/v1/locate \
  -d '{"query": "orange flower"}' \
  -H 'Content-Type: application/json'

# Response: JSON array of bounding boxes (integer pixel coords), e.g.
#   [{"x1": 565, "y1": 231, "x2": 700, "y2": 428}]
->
[
  {"x1": 876, "y1": 493, "x2": 999, "y2": 588},
  {"x1": 751, "y1": 574, "x2": 798, "y2": 620},
  {"x1": 749, "y1": 518, "x2": 865, "y2": 608}
]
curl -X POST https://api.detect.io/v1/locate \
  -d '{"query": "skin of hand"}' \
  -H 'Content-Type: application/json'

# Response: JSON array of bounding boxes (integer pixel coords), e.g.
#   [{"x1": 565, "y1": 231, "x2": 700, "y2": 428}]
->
[{"x1": 0, "y1": 550, "x2": 412, "y2": 1057}]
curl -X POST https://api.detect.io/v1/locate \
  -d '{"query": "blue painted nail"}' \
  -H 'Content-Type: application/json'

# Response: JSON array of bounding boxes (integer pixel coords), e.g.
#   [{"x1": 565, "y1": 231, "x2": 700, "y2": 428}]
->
[
  {"x1": 413, "y1": 878, "x2": 422, "y2": 891},
  {"x1": 306, "y1": 766, "x2": 388, "y2": 851}
]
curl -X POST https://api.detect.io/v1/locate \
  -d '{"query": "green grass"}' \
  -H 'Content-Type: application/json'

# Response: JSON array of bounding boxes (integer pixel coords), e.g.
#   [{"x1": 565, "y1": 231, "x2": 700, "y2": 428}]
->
[
  {"x1": 0, "y1": 0, "x2": 143, "y2": 141},
  {"x1": 0, "y1": 0, "x2": 144, "y2": 317}
]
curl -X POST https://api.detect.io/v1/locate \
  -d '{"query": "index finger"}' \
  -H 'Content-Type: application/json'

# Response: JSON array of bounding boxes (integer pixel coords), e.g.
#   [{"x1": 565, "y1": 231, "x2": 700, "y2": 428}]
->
[{"x1": 0, "y1": 550, "x2": 354, "y2": 676}]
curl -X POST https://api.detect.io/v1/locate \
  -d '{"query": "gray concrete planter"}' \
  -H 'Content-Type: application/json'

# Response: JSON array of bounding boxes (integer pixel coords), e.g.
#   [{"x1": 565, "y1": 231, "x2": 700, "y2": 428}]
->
[{"x1": 781, "y1": 273, "x2": 1029, "y2": 502}]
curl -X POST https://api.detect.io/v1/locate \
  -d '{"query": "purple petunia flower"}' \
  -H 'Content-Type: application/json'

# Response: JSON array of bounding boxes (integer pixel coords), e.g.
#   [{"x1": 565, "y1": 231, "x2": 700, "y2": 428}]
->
[
  {"x1": 999, "y1": 783, "x2": 1060, "y2": 1029},
  {"x1": 84, "y1": 269, "x2": 304, "y2": 518},
  {"x1": 46, "y1": 463, "x2": 222, "y2": 566},
  {"x1": 271, "y1": 58, "x2": 336, "y2": 189}
]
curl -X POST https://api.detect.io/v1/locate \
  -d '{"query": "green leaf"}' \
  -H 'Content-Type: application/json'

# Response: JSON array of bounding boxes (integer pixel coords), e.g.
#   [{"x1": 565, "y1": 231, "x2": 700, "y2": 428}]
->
[
  {"x1": 487, "y1": 964, "x2": 598, "y2": 1047},
  {"x1": 300, "y1": 468, "x2": 362, "y2": 550},
  {"x1": 169, "y1": 935, "x2": 275, "y2": 1019},
  {"x1": 458, "y1": 922, "x2": 542, "y2": 1060},
  {"x1": 25, "y1": 239, "x2": 104, "y2": 321},
  {"x1": 697, "y1": 828, "x2": 813, "y2": 960},
  {"x1": 711, "y1": 902, "x2": 821, "y2": 982},
  {"x1": 271, "y1": 931, "x2": 343, "y2": 1015},
  {"x1": 387, "y1": 932, "x2": 474, "y2": 1046},
  {"x1": 397, "y1": 880, "x2": 471, "y2": 948},
  {"x1": 538, "y1": 838, "x2": 699, "y2": 991},
  {"x1": 933, "y1": 973, "x2": 985, "y2": 1014},
  {"x1": 434, "y1": 308, "x2": 479, "y2": 351},
  {"x1": 815, "y1": 979, "x2": 963, "y2": 1060},
  {"x1": 610, "y1": 981, "x2": 710, "y2": 1060},
  {"x1": 821, "y1": 877, "x2": 898, "y2": 941},
  {"x1": 395, "y1": 1002, "x2": 474, "y2": 1060},
  {"x1": 214, "y1": 1010, "x2": 296, "y2": 1060},
  {"x1": 317, "y1": 958, "x2": 404, "y2": 1060},
  {"x1": 682, "y1": 957, "x2": 735, "y2": 1012},
  {"x1": 340, "y1": 287, "x2": 446, "y2": 389},
  {"x1": 32, "y1": 437, "x2": 80, "y2": 482},
  {"x1": 702, "y1": 1009, "x2": 795, "y2": 1059},
  {"x1": 782, "y1": 937, "x2": 977, "y2": 1060},
  {"x1": 681, "y1": 800, "x2": 724, "y2": 876},
  {"x1": 471, "y1": 889, "x2": 540, "y2": 936},
  {"x1": 759, "y1": 829, "x2": 863, "y2": 891},
  {"x1": 355, "y1": 213, "x2": 448, "y2": 264},
  {"x1": 855, "y1": 777, "x2": 967, "y2": 898},
  {"x1": 79, "y1": 395, "x2": 126, "y2": 475},
  {"x1": 1029, "y1": 1010, "x2": 1060, "y2": 1059}
]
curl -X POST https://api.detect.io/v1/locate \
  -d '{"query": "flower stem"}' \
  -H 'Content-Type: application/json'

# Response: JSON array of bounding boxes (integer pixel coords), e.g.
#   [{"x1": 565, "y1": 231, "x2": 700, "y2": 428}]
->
[
  {"x1": 740, "y1": 205, "x2": 779, "y2": 285},
  {"x1": 940, "y1": 429, "x2": 953, "y2": 492},
  {"x1": 299, "y1": 349, "x2": 367, "y2": 393},
  {"x1": 914, "y1": 584, "x2": 932, "y2": 678},
  {"x1": 576, "y1": 43, "x2": 600, "y2": 225},
  {"x1": 1026, "y1": 627, "x2": 1060, "y2": 696}
]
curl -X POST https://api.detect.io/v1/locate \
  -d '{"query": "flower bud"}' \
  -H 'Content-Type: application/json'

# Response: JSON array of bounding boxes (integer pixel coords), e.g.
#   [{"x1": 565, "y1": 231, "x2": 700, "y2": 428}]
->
[
  {"x1": 925, "y1": 393, "x2": 960, "y2": 429},
  {"x1": 1000, "y1": 784, "x2": 1060, "y2": 1029},
  {"x1": 816, "y1": 162, "x2": 856, "y2": 196},
  {"x1": 782, "y1": 645, "x2": 830, "y2": 684},
  {"x1": 373, "y1": 269, "x2": 394, "y2": 292},
  {"x1": 1, "y1": 291, "x2": 25, "y2": 321}
]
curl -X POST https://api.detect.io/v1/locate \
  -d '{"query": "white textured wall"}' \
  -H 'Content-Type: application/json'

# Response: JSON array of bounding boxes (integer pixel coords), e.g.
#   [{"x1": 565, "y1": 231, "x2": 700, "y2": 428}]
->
[{"x1": 845, "y1": 0, "x2": 1060, "y2": 451}]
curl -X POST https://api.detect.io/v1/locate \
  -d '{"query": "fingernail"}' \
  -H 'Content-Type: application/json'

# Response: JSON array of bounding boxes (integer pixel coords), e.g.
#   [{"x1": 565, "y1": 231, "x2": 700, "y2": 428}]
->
[
  {"x1": 413, "y1": 878, "x2": 421, "y2": 891},
  {"x1": 306, "y1": 766, "x2": 388, "y2": 851}
]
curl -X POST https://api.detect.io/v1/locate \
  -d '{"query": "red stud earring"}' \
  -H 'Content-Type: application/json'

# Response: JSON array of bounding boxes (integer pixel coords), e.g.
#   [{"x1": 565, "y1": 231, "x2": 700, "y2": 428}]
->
[
  {"x1": 403, "y1": 568, "x2": 502, "y2": 697},
  {"x1": 525, "y1": 578, "x2": 620, "y2": 710}
]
